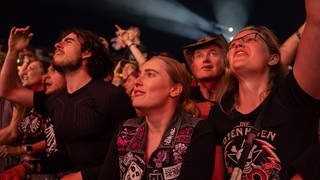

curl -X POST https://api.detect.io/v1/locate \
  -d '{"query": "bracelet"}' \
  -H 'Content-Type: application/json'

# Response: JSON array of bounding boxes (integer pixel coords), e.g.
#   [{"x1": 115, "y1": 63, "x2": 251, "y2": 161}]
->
[
  {"x1": 295, "y1": 31, "x2": 301, "y2": 40},
  {"x1": 128, "y1": 43, "x2": 136, "y2": 48},
  {"x1": 21, "y1": 145, "x2": 32, "y2": 154},
  {"x1": 115, "y1": 73, "x2": 123, "y2": 78},
  {"x1": 25, "y1": 145, "x2": 33, "y2": 153}
]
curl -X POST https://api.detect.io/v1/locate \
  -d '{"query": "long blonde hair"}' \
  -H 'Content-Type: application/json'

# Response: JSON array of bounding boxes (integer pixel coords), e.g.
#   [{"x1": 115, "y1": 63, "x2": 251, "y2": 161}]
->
[{"x1": 156, "y1": 56, "x2": 200, "y2": 117}]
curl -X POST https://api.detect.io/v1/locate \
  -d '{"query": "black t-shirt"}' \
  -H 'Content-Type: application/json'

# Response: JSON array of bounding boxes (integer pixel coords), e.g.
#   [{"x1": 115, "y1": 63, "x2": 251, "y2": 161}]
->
[
  {"x1": 34, "y1": 79, "x2": 136, "y2": 179},
  {"x1": 190, "y1": 86, "x2": 208, "y2": 103},
  {"x1": 208, "y1": 72, "x2": 320, "y2": 179}
]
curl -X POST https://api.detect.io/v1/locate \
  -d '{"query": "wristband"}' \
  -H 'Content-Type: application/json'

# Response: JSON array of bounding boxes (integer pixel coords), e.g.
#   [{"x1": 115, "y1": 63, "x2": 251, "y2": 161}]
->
[
  {"x1": 128, "y1": 43, "x2": 136, "y2": 48},
  {"x1": 115, "y1": 73, "x2": 123, "y2": 78},
  {"x1": 25, "y1": 145, "x2": 33, "y2": 153}
]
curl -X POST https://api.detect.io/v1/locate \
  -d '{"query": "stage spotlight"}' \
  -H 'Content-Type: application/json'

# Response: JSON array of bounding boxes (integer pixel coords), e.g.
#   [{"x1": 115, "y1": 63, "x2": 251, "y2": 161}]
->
[
  {"x1": 102, "y1": 0, "x2": 232, "y2": 40},
  {"x1": 212, "y1": 0, "x2": 252, "y2": 37}
]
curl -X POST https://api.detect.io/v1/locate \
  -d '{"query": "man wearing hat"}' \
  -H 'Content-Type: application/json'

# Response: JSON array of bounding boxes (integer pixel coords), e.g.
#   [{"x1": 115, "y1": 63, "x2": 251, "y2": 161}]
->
[
  {"x1": 183, "y1": 35, "x2": 228, "y2": 119},
  {"x1": 183, "y1": 35, "x2": 228, "y2": 179}
]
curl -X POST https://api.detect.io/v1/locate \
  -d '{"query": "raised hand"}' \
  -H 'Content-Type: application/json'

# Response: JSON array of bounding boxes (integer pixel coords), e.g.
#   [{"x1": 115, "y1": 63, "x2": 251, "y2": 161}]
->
[
  {"x1": 115, "y1": 24, "x2": 132, "y2": 45},
  {"x1": 8, "y1": 26, "x2": 34, "y2": 52}
]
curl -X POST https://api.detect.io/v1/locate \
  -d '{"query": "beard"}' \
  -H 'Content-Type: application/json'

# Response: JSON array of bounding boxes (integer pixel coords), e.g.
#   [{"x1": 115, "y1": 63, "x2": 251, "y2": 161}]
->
[{"x1": 52, "y1": 58, "x2": 82, "y2": 74}]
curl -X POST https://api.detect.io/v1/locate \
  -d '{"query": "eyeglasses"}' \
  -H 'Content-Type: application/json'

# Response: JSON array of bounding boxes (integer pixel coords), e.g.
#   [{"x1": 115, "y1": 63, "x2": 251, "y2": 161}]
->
[{"x1": 229, "y1": 32, "x2": 267, "y2": 50}]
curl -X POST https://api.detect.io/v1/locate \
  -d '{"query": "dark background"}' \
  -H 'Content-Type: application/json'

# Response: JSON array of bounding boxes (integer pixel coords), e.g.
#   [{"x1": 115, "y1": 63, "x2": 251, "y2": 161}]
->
[{"x1": 0, "y1": 0, "x2": 305, "y2": 61}]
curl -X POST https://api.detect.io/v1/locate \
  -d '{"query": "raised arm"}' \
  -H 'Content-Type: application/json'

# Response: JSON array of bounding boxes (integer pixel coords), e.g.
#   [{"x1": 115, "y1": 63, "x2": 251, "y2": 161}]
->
[
  {"x1": 115, "y1": 25, "x2": 147, "y2": 67},
  {"x1": 280, "y1": 23, "x2": 305, "y2": 67},
  {"x1": 0, "y1": 26, "x2": 35, "y2": 107},
  {"x1": 293, "y1": 0, "x2": 320, "y2": 99}
]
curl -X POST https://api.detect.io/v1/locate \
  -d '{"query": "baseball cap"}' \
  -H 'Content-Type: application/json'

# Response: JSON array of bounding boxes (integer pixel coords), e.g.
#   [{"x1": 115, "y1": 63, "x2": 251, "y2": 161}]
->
[{"x1": 183, "y1": 35, "x2": 228, "y2": 65}]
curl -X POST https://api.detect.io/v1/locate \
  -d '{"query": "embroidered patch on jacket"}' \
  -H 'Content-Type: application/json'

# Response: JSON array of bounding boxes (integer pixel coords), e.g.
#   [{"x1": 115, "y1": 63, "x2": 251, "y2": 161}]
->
[
  {"x1": 124, "y1": 161, "x2": 143, "y2": 180},
  {"x1": 153, "y1": 150, "x2": 169, "y2": 168},
  {"x1": 164, "y1": 128, "x2": 176, "y2": 145},
  {"x1": 173, "y1": 143, "x2": 188, "y2": 164},
  {"x1": 118, "y1": 128, "x2": 138, "y2": 152},
  {"x1": 175, "y1": 127, "x2": 193, "y2": 144},
  {"x1": 148, "y1": 170, "x2": 163, "y2": 179},
  {"x1": 130, "y1": 126, "x2": 145, "y2": 150},
  {"x1": 163, "y1": 163, "x2": 182, "y2": 179}
]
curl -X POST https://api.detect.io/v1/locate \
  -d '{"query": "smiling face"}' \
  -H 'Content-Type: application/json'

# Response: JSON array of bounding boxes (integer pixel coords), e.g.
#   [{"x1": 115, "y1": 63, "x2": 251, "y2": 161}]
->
[
  {"x1": 21, "y1": 60, "x2": 46, "y2": 88},
  {"x1": 190, "y1": 44, "x2": 225, "y2": 81},
  {"x1": 131, "y1": 57, "x2": 180, "y2": 112}
]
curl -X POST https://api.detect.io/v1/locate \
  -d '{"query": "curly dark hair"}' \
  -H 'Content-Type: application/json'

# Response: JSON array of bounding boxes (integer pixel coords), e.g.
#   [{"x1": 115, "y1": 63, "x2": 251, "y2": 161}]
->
[{"x1": 56, "y1": 28, "x2": 113, "y2": 79}]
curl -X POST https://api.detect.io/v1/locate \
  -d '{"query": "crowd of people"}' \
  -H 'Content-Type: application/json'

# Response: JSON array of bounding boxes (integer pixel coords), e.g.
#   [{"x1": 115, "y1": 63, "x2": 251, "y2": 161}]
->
[{"x1": 0, "y1": 0, "x2": 319, "y2": 179}]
